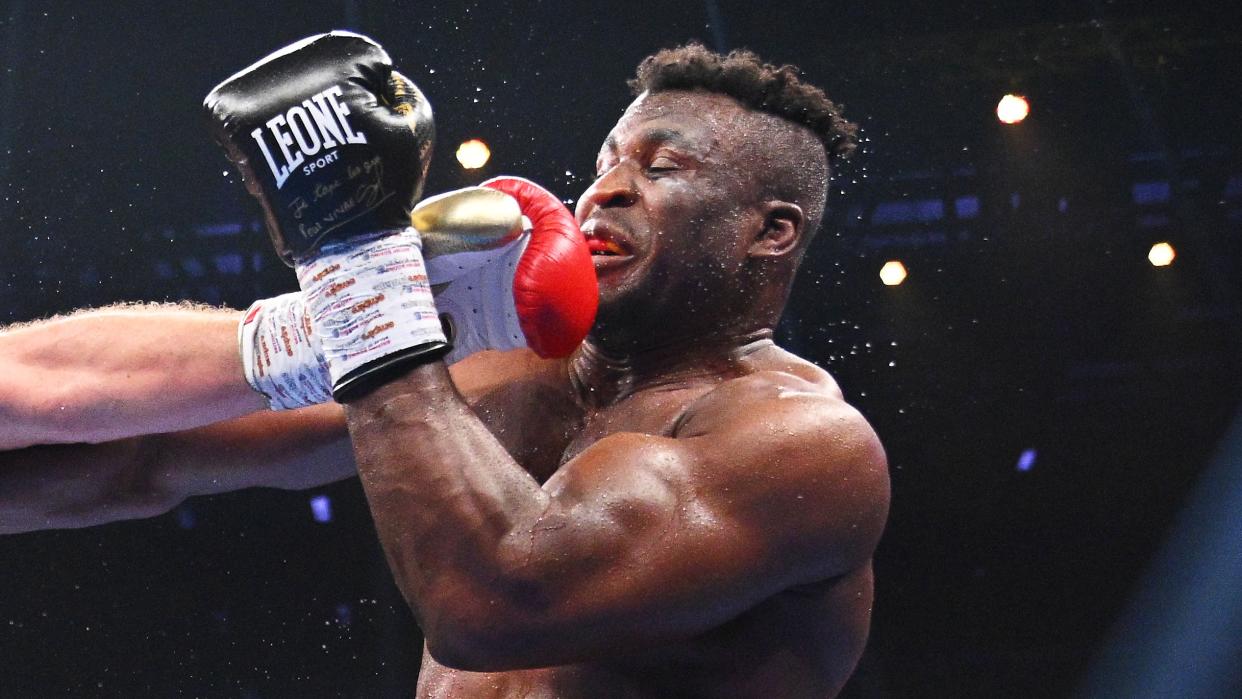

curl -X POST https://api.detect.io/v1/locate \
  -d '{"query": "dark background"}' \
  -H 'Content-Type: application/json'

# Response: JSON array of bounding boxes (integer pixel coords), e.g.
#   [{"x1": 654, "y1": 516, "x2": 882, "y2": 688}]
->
[{"x1": 2, "y1": 1, "x2": 1240, "y2": 696}]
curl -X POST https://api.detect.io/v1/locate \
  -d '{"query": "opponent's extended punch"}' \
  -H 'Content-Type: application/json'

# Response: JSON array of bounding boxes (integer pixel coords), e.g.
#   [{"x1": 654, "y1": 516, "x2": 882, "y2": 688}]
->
[{"x1": 206, "y1": 32, "x2": 597, "y2": 404}]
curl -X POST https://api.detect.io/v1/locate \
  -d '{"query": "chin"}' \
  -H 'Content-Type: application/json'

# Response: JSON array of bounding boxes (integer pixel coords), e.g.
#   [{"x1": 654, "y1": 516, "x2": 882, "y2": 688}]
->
[
  {"x1": 593, "y1": 289, "x2": 636, "y2": 328},
  {"x1": 594, "y1": 263, "x2": 650, "y2": 311},
  {"x1": 591, "y1": 285, "x2": 645, "y2": 332},
  {"x1": 595, "y1": 282, "x2": 632, "y2": 313}
]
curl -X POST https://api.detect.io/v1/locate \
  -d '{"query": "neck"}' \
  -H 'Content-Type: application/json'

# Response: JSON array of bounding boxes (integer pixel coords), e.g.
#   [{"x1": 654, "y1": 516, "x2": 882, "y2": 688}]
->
[{"x1": 569, "y1": 326, "x2": 775, "y2": 407}]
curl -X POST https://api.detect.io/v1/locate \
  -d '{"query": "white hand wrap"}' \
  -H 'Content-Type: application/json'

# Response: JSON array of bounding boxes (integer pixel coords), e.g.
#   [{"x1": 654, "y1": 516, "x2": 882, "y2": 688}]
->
[
  {"x1": 294, "y1": 228, "x2": 446, "y2": 388},
  {"x1": 238, "y1": 291, "x2": 331, "y2": 410}
]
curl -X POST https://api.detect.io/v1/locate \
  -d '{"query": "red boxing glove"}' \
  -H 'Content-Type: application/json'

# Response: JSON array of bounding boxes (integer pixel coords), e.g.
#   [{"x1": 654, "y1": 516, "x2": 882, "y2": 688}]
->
[
  {"x1": 427, "y1": 177, "x2": 596, "y2": 364},
  {"x1": 480, "y1": 176, "x2": 598, "y2": 358}
]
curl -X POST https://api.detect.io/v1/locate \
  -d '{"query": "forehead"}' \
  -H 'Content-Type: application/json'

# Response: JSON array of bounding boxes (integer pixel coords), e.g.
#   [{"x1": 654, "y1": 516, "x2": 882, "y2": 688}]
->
[{"x1": 599, "y1": 90, "x2": 754, "y2": 156}]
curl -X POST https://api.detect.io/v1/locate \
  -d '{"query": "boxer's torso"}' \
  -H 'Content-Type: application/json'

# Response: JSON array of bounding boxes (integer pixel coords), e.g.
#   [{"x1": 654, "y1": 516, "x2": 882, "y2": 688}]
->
[{"x1": 416, "y1": 344, "x2": 873, "y2": 698}]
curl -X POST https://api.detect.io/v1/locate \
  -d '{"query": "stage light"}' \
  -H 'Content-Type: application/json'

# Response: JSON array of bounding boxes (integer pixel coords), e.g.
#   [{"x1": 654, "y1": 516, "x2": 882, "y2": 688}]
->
[
  {"x1": 309, "y1": 495, "x2": 333, "y2": 523},
  {"x1": 456, "y1": 139, "x2": 490, "y2": 169},
  {"x1": 997, "y1": 94, "x2": 1030, "y2": 124},
  {"x1": 1148, "y1": 242, "x2": 1176, "y2": 267},
  {"x1": 880, "y1": 260, "x2": 908, "y2": 286},
  {"x1": 1016, "y1": 448, "x2": 1037, "y2": 472}
]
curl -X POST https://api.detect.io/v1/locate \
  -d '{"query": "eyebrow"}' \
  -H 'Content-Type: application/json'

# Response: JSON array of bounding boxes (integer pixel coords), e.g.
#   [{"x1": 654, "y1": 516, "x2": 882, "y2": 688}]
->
[{"x1": 602, "y1": 127, "x2": 701, "y2": 155}]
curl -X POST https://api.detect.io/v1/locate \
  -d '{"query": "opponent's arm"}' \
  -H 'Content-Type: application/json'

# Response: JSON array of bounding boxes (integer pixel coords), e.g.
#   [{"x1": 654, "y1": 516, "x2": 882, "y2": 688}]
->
[
  {"x1": 0, "y1": 345, "x2": 530, "y2": 536},
  {"x1": 345, "y1": 364, "x2": 890, "y2": 671},
  {"x1": 0, "y1": 403, "x2": 353, "y2": 535},
  {"x1": 0, "y1": 192, "x2": 567, "y2": 452},
  {"x1": 0, "y1": 304, "x2": 267, "y2": 450}
]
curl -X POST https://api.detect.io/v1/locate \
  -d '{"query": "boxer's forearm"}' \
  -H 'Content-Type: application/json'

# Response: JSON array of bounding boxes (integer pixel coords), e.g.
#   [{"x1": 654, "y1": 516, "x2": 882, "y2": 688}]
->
[
  {"x1": 0, "y1": 406, "x2": 357, "y2": 534},
  {"x1": 344, "y1": 362, "x2": 551, "y2": 644},
  {"x1": 0, "y1": 438, "x2": 171, "y2": 534},
  {"x1": 0, "y1": 305, "x2": 267, "y2": 449}
]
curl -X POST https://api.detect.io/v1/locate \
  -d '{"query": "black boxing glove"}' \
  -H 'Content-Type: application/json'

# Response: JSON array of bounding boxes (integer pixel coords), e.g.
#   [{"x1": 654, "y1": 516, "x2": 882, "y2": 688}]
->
[
  {"x1": 206, "y1": 31, "x2": 447, "y2": 400},
  {"x1": 204, "y1": 30, "x2": 434, "y2": 264}
]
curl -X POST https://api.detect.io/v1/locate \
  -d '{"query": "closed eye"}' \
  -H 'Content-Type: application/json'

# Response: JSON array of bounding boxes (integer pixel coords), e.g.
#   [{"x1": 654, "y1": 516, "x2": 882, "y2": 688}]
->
[
  {"x1": 649, "y1": 156, "x2": 679, "y2": 171},
  {"x1": 647, "y1": 160, "x2": 682, "y2": 177}
]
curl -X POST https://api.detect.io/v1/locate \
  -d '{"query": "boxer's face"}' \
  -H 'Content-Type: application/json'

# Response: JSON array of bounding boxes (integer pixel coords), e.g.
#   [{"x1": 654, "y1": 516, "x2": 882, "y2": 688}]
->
[{"x1": 577, "y1": 91, "x2": 767, "y2": 331}]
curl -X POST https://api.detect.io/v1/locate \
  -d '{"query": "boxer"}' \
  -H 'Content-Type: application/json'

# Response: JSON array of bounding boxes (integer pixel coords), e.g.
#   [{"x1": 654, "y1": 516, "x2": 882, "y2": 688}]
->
[{"x1": 0, "y1": 35, "x2": 888, "y2": 698}]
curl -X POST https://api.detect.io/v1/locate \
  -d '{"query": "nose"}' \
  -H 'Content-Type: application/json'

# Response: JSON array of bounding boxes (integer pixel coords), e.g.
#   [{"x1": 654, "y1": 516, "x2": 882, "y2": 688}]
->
[{"x1": 575, "y1": 165, "x2": 638, "y2": 221}]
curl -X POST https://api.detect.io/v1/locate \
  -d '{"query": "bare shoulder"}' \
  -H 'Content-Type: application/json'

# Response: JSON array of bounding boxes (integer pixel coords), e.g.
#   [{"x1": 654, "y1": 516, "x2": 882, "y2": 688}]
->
[
  {"x1": 679, "y1": 343, "x2": 861, "y2": 439},
  {"x1": 674, "y1": 345, "x2": 890, "y2": 580}
]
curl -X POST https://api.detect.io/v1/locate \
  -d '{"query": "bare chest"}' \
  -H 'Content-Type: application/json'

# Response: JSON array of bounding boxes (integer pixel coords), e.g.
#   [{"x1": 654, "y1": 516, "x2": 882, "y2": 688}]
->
[
  {"x1": 469, "y1": 377, "x2": 718, "y2": 482},
  {"x1": 558, "y1": 385, "x2": 714, "y2": 464},
  {"x1": 414, "y1": 568, "x2": 872, "y2": 698}
]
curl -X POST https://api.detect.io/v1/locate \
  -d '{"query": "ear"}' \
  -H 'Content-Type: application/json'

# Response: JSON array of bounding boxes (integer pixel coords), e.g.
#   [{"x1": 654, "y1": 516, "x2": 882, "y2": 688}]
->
[{"x1": 748, "y1": 201, "x2": 805, "y2": 259}]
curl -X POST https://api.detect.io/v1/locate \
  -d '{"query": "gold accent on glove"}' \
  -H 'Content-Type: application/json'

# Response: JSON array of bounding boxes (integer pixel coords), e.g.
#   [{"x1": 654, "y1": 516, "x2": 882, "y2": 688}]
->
[{"x1": 411, "y1": 187, "x2": 525, "y2": 255}]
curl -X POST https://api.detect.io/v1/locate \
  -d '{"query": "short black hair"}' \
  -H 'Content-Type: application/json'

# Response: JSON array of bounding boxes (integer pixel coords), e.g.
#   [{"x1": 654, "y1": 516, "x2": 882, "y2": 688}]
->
[{"x1": 629, "y1": 43, "x2": 858, "y2": 166}]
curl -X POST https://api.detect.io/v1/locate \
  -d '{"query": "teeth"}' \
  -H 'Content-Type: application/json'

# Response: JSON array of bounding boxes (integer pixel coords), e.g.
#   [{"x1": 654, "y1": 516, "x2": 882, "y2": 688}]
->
[{"x1": 588, "y1": 238, "x2": 626, "y2": 256}]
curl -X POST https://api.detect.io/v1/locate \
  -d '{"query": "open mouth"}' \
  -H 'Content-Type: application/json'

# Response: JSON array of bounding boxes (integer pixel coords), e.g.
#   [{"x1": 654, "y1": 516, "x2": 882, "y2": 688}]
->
[
  {"x1": 581, "y1": 220, "x2": 635, "y2": 266},
  {"x1": 587, "y1": 238, "x2": 628, "y2": 257}
]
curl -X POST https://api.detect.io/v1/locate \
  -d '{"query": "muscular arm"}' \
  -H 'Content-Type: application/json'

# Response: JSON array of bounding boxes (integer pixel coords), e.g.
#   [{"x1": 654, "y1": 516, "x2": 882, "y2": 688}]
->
[
  {"x1": 345, "y1": 363, "x2": 890, "y2": 670},
  {"x1": 0, "y1": 304, "x2": 267, "y2": 450},
  {"x1": 0, "y1": 351, "x2": 530, "y2": 535},
  {"x1": 0, "y1": 404, "x2": 354, "y2": 535}
]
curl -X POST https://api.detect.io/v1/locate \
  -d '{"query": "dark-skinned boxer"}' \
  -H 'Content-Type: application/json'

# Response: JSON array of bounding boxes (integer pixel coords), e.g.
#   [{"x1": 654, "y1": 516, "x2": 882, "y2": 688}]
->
[{"x1": 0, "y1": 33, "x2": 888, "y2": 698}]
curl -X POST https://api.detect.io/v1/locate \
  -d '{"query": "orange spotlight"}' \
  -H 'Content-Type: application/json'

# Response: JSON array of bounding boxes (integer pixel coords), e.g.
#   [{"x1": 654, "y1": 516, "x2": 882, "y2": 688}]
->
[
  {"x1": 997, "y1": 94, "x2": 1030, "y2": 125},
  {"x1": 1148, "y1": 242, "x2": 1176, "y2": 267},
  {"x1": 880, "y1": 260, "x2": 908, "y2": 286},
  {"x1": 456, "y1": 139, "x2": 491, "y2": 169}
]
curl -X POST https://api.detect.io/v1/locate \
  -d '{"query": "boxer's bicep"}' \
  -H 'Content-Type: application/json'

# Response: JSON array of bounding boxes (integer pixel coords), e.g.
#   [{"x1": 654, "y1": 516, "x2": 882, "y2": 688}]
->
[{"x1": 475, "y1": 395, "x2": 888, "y2": 665}]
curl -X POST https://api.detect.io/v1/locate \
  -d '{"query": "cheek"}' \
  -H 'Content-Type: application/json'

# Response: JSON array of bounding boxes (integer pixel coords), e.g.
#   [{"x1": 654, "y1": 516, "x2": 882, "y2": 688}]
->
[
  {"x1": 637, "y1": 176, "x2": 756, "y2": 272},
  {"x1": 647, "y1": 178, "x2": 734, "y2": 234},
  {"x1": 668, "y1": 199, "x2": 756, "y2": 264},
  {"x1": 648, "y1": 221, "x2": 749, "y2": 289}
]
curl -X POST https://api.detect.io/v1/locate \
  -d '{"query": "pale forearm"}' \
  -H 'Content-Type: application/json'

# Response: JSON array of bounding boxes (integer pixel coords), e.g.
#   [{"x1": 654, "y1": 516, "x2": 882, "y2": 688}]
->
[
  {"x1": 0, "y1": 405, "x2": 357, "y2": 535},
  {"x1": 0, "y1": 438, "x2": 172, "y2": 535},
  {"x1": 0, "y1": 305, "x2": 267, "y2": 449}
]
